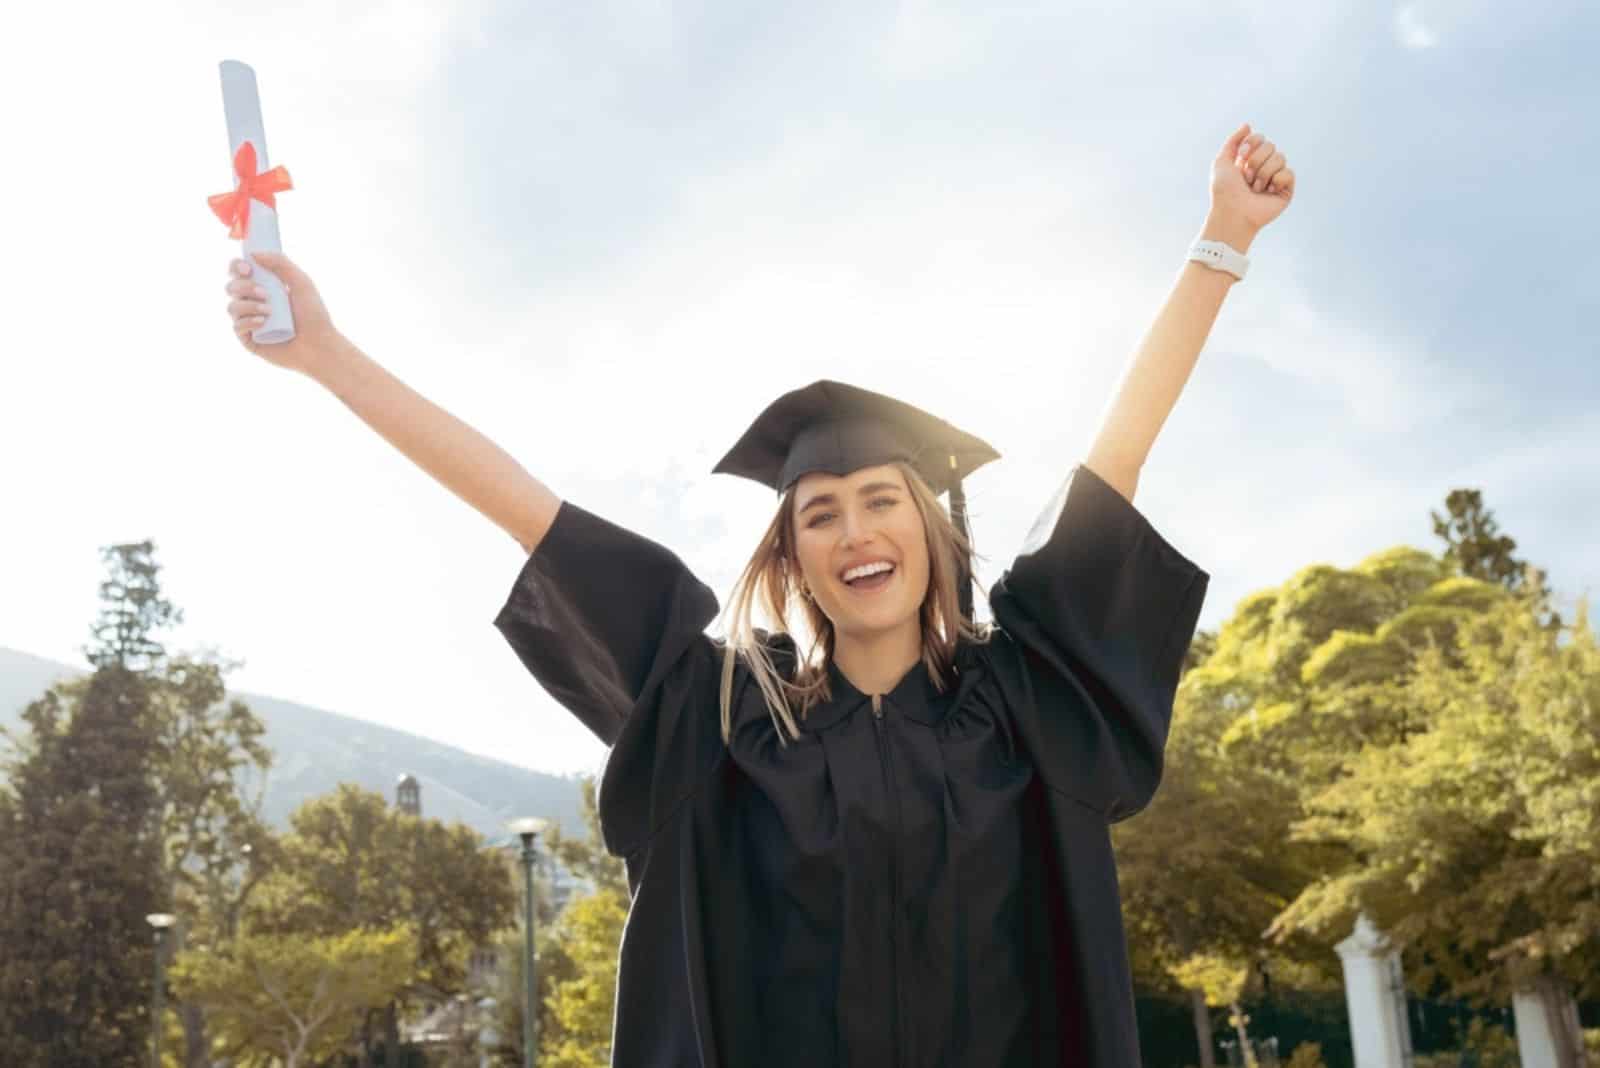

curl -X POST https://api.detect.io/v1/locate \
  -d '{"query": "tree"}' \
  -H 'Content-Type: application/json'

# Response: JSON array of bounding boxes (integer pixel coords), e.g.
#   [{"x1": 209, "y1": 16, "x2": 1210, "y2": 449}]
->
[
  {"x1": 1182, "y1": 626, "x2": 1219, "y2": 675},
  {"x1": 1116, "y1": 627, "x2": 1328, "y2": 1068},
  {"x1": 0, "y1": 542, "x2": 185, "y2": 1066},
  {"x1": 0, "y1": 666, "x2": 164, "y2": 1066},
  {"x1": 1272, "y1": 590, "x2": 1599, "y2": 1067},
  {"x1": 85, "y1": 539, "x2": 182, "y2": 672},
  {"x1": 1190, "y1": 544, "x2": 1505, "y2": 871},
  {"x1": 146, "y1": 649, "x2": 276, "y2": 1068},
  {"x1": 1127, "y1": 490, "x2": 1598, "y2": 1066},
  {"x1": 255, "y1": 785, "x2": 516, "y2": 990},
  {"x1": 149, "y1": 650, "x2": 273, "y2": 918},
  {"x1": 249, "y1": 784, "x2": 516, "y2": 1064},
  {"x1": 540, "y1": 888, "x2": 629, "y2": 1068},
  {"x1": 1431, "y1": 488, "x2": 1559, "y2": 627},
  {"x1": 171, "y1": 926, "x2": 414, "y2": 1068},
  {"x1": 1119, "y1": 534, "x2": 1517, "y2": 1066},
  {"x1": 36, "y1": 542, "x2": 276, "y2": 1067}
]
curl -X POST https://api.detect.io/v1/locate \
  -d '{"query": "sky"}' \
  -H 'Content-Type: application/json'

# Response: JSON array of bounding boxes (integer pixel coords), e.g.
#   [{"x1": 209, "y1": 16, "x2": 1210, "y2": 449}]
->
[{"x1": 2, "y1": 0, "x2": 1596, "y2": 777}]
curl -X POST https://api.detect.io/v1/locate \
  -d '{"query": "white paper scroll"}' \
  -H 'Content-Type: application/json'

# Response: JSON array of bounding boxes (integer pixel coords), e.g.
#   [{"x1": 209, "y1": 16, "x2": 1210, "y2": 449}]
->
[{"x1": 219, "y1": 60, "x2": 295, "y2": 345}]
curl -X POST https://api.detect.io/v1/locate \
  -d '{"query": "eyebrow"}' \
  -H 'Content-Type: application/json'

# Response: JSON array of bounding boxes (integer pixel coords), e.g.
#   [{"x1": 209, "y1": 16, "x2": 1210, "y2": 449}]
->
[{"x1": 798, "y1": 480, "x2": 903, "y2": 515}]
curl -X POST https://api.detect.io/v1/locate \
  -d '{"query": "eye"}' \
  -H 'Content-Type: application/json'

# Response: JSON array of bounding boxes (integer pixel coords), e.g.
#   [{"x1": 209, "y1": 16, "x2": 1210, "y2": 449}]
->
[
  {"x1": 870, "y1": 496, "x2": 898, "y2": 510},
  {"x1": 807, "y1": 511, "x2": 836, "y2": 528}
]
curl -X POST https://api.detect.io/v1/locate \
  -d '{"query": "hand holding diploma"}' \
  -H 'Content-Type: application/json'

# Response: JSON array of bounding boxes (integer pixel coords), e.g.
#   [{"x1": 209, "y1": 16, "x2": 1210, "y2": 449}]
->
[
  {"x1": 213, "y1": 59, "x2": 298, "y2": 344},
  {"x1": 212, "y1": 60, "x2": 344, "y2": 379},
  {"x1": 224, "y1": 251, "x2": 341, "y2": 377}
]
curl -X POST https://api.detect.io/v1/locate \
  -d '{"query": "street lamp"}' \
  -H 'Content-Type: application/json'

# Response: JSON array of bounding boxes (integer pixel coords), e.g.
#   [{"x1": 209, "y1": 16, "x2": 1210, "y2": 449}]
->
[
  {"x1": 146, "y1": 913, "x2": 177, "y2": 1068},
  {"x1": 508, "y1": 816, "x2": 549, "y2": 1068}
]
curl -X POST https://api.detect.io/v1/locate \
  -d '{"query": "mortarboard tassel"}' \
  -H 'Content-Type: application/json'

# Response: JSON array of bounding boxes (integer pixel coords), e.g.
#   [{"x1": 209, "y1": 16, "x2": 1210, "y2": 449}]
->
[{"x1": 946, "y1": 454, "x2": 974, "y2": 624}]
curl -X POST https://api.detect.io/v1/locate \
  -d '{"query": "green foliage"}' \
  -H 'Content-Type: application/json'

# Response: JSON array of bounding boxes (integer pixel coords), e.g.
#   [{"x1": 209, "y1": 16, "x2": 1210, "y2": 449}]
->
[
  {"x1": 1358, "y1": 546, "x2": 1451, "y2": 603},
  {"x1": 250, "y1": 784, "x2": 517, "y2": 999},
  {"x1": 1284, "y1": 1041, "x2": 1327, "y2": 1068},
  {"x1": 492, "y1": 920, "x2": 574, "y2": 1066},
  {"x1": 1412, "y1": 1018, "x2": 1520, "y2": 1068},
  {"x1": 147, "y1": 650, "x2": 273, "y2": 925},
  {"x1": 86, "y1": 540, "x2": 183, "y2": 672},
  {"x1": 1431, "y1": 490, "x2": 1527, "y2": 591},
  {"x1": 1118, "y1": 626, "x2": 1328, "y2": 1064},
  {"x1": 1183, "y1": 626, "x2": 1219, "y2": 675},
  {"x1": 1168, "y1": 954, "x2": 1251, "y2": 1008},
  {"x1": 0, "y1": 543, "x2": 189, "y2": 1067},
  {"x1": 1117, "y1": 600, "x2": 1341, "y2": 1004},
  {"x1": 1205, "y1": 543, "x2": 1507, "y2": 787},
  {"x1": 1431, "y1": 488, "x2": 1560, "y2": 630},
  {"x1": 1274, "y1": 592, "x2": 1600, "y2": 1002},
  {"x1": 172, "y1": 925, "x2": 413, "y2": 1068},
  {"x1": 541, "y1": 889, "x2": 628, "y2": 1068},
  {"x1": 1121, "y1": 484, "x2": 1596, "y2": 1032},
  {"x1": 0, "y1": 664, "x2": 166, "y2": 1066},
  {"x1": 176, "y1": 785, "x2": 516, "y2": 1065},
  {"x1": 1460, "y1": 1018, "x2": 1521, "y2": 1068}
]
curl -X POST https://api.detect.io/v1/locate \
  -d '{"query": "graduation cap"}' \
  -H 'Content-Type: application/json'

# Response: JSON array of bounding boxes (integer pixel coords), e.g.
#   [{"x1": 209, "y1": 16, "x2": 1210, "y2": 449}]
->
[{"x1": 713, "y1": 379, "x2": 999, "y2": 619}]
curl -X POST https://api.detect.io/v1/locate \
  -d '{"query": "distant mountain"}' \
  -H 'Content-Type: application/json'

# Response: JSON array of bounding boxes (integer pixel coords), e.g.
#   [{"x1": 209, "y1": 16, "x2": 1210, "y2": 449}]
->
[{"x1": 0, "y1": 646, "x2": 584, "y2": 840}]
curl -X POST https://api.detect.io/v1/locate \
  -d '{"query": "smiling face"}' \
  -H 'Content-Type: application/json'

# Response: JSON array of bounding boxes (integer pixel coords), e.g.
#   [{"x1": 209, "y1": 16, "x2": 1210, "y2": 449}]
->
[{"x1": 790, "y1": 463, "x2": 931, "y2": 643}]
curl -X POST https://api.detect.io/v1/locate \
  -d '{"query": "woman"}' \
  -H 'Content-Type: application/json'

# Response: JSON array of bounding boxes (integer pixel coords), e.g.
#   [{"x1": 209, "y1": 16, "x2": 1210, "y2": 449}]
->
[{"x1": 222, "y1": 124, "x2": 1294, "y2": 1066}]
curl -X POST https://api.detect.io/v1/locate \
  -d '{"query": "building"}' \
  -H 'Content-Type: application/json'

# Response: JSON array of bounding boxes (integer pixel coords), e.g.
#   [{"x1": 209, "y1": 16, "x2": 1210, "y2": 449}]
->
[{"x1": 395, "y1": 772, "x2": 421, "y2": 816}]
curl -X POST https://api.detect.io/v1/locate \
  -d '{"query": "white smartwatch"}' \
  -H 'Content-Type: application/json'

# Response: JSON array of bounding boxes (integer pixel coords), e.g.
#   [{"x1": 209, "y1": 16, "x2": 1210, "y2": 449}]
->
[{"x1": 1187, "y1": 239, "x2": 1250, "y2": 281}]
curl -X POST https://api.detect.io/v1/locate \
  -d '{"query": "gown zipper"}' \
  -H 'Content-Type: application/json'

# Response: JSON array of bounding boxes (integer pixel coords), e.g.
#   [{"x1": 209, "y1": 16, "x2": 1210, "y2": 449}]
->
[{"x1": 869, "y1": 692, "x2": 905, "y2": 1068}]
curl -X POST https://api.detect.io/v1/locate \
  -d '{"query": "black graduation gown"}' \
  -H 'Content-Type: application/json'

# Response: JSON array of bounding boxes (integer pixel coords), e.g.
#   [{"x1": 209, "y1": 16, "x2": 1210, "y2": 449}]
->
[{"x1": 494, "y1": 463, "x2": 1209, "y2": 1067}]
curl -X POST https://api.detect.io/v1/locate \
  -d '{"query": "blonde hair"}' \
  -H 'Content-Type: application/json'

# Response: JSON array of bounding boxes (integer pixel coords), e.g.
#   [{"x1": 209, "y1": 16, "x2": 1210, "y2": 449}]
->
[{"x1": 717, "y1": 461, "x2": 989, "y2": 743}]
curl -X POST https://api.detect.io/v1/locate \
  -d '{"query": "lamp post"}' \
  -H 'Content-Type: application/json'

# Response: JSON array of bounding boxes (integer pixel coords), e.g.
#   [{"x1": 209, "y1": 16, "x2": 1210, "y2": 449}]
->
[
  {"x1": 508, "y1": 817, "x2": 549, "y2": 1068},
  {"x1": 146, "y1": 913, "x2": 176, "y2": 1068}
]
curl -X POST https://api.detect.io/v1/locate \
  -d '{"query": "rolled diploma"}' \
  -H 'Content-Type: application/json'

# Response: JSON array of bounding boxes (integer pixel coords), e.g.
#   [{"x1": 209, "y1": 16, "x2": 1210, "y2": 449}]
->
[{"x1": 219, "y1": 60, "x2": 295, "y2": 345}]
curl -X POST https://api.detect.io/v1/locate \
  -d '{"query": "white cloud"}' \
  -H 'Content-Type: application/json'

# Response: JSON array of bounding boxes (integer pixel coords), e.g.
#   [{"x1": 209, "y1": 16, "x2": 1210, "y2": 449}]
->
[
  {"x1": 1218, "y1": 274, "x2": 1494, "y2": 433},
  {"x1": 877, "y1": 0, "x2": 988, "y2": 79},
  {"x1": 1395, "y1": 4, "x2": 1440, "y2": 49}
]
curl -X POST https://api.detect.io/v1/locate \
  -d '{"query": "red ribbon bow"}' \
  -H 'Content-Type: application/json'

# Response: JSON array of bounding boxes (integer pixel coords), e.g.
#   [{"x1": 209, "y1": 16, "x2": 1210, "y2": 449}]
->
[{"x1": 208, "y1": 141, "x2": 293, "y2": 240}]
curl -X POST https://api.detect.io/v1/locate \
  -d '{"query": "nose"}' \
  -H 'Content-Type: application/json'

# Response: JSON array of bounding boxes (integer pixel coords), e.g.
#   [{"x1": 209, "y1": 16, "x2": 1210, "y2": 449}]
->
[{"x1": 839, "y1": 503, "x2": 876, "y2": 549}]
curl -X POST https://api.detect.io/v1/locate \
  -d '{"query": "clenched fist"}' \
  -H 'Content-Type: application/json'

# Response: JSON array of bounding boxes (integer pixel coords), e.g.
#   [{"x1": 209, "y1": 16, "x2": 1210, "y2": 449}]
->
[{"x1": 1210, "y1": 122, "x2": 1296, "y2": 235}]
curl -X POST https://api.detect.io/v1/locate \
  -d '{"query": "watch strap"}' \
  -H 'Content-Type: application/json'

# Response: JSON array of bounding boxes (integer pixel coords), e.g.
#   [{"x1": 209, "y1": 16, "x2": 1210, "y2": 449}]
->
[{"x1": 1187, "y1": 239, "x2": 1249, "y2": 281}]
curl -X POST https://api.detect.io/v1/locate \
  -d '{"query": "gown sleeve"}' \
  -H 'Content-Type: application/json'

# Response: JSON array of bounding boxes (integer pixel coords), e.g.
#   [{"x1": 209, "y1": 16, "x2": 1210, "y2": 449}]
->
[
  {"x1": 987, "y1": 463, "x2": 1209, "y2": 821},
  {"x1": 491, "y1": 500, "x2": 725, "y2": 855}
]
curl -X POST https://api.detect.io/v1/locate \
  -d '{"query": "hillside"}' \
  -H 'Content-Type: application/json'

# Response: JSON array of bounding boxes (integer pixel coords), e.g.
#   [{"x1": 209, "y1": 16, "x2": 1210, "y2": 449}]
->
[{"x1": 0, "y1": 646, "x2": 584, "y2": 839}]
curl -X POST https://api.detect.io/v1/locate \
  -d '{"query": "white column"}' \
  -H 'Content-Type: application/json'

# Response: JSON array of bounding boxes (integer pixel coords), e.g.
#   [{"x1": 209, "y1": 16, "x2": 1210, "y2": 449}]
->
[
  {"x1": 1513, "y1": 976, "x2": 1588, "y2": 1068},
  {"x1": 1334, "y1": 914, "x2": 1413, "y2": 1068}
]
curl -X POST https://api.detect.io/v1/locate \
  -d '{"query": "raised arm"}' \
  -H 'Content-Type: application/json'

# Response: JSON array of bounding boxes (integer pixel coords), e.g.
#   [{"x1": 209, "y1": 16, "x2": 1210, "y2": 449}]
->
[
  {"x1": 1085, "y1": 122, "x2": 1295, "y2": 503},
  {"x1": 224, "y1": 251, "x2": 559, "y2": 554}
]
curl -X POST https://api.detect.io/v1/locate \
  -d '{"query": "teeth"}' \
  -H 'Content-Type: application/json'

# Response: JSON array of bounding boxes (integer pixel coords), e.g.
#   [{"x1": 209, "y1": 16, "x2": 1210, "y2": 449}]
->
[{"x1": 842, "y1": 561, "x2": 894, "y2": 582}]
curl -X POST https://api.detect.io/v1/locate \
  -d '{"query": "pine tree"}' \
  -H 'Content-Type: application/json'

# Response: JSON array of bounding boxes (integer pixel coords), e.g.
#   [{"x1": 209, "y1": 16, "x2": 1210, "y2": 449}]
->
[
  {"x1": 0, "y1": 667, "x2": 165, "y2": 1066},
  {"x1": 85, "y1": 539, "x2": 182, "y2": 671},
  {"x1": 1430, "y1": 488, "x2": 1560, "y2": 628},
  {"x1": 0, "y1": 542, "x2": 178, "y2": 1065}
]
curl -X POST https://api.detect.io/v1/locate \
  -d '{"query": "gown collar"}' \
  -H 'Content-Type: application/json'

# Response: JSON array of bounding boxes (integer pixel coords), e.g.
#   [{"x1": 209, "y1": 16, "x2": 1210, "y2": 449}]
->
[{"x1": 799, "y1": 651, "x2": 951, "y2": 732}]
